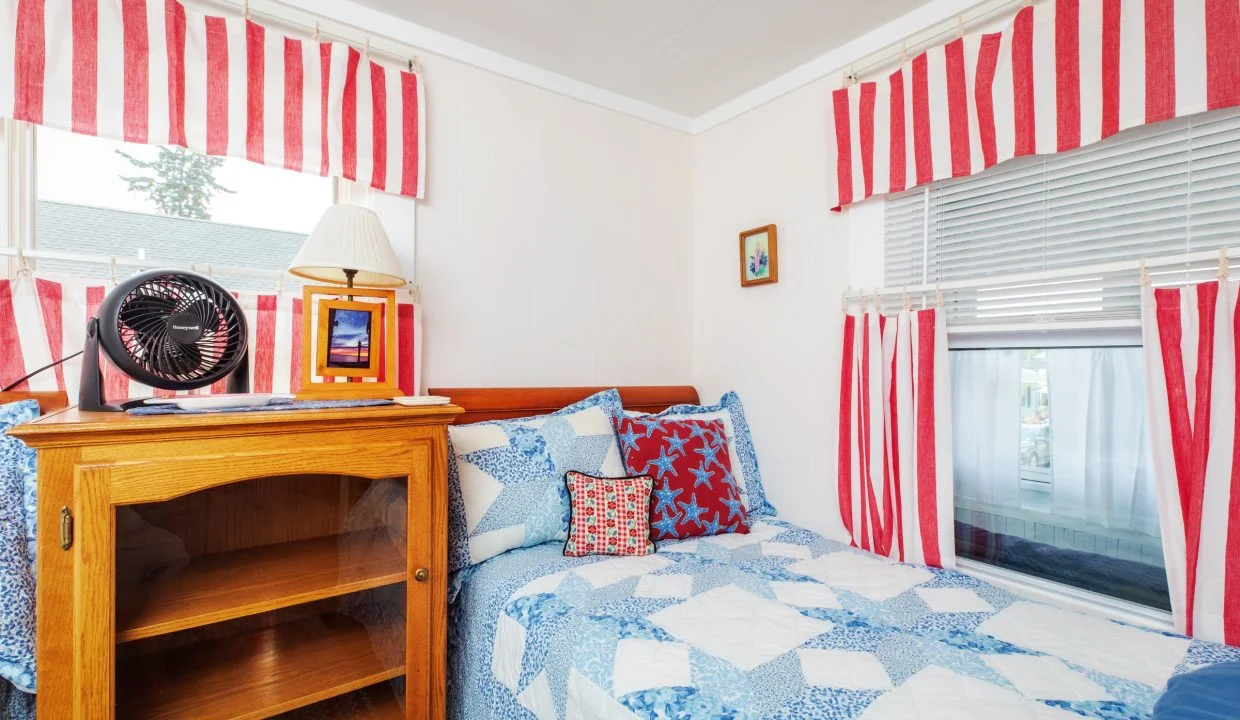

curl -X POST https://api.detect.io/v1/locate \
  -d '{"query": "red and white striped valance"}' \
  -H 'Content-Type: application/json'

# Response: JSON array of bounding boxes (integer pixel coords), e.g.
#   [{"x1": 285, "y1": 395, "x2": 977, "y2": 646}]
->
[
  {"x1": 829, "y1": 0, "x2": 1240, "y2": 210},
  {"x1": 0, "y1": 274, "x2": 422, "y2": 400},
  {"x1": 0, "y1": 0, "x2": 424, "y2": 198}
]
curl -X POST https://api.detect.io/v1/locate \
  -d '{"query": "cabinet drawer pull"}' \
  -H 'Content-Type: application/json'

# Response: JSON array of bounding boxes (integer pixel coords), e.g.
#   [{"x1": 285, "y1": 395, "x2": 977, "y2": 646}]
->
[{"x1": 414, "y1": 568, "x2": 429, "y2": 582}]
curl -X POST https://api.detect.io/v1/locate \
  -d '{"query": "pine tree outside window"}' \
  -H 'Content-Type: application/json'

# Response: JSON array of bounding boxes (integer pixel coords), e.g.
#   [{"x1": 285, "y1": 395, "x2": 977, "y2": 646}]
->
[{"x1": 33, "y1": 126, "x2": 334, "y2": 292}]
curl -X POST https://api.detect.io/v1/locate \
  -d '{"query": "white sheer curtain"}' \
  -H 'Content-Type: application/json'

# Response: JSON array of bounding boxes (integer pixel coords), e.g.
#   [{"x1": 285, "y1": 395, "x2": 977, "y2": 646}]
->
[
  {"x1": 1048, "y1": 348, "x2": 1159, "y2": 537},
  {"x1": 950, "y1": 347, "x2": 1158, "y2": 537},
  {"x1": 951, "y1": 350, "x2": 1022, "y2": 508}
]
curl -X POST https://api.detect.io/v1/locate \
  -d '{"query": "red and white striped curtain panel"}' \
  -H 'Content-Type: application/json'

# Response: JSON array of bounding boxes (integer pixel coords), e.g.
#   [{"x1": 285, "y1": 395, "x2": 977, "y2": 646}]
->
[
  {"x1": 829, "y1": 0, "x2": 1240, "y2": 210},
  {"x1": 837, "y1": 307, "x2": 954, "y2": 569},
  {"x1": 0, "y1": 0, "x2": 425, "y2": 198},
  {"x1": 0, "y1": 274, "x2": 422, "y2": 399},
  {"x1": 1143, "y1": 280, "x2": 1240, "y2": 646}
]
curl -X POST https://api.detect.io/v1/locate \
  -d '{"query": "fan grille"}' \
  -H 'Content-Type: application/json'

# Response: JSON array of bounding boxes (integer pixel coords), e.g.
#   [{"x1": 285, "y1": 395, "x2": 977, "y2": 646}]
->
[{"x1": 110, "y1": 273, "x2": 247, "y2": 388}]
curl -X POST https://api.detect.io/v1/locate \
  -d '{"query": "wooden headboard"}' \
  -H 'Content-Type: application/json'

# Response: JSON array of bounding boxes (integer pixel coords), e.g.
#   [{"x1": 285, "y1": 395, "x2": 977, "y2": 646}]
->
[
  {"x1": 427, "y1": 386, "x2": 699, "y2": 424},
  {"x1": 0, "y1": 390, "x2": 70, "y2": 415}
]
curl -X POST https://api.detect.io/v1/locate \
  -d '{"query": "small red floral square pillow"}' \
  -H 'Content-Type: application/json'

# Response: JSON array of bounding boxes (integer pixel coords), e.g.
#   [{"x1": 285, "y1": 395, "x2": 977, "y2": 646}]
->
[
  {"x1": 563, "y1": 471, "x2": 657, "y2": 557},
  {"x1": 614, "y1": 416, "x2": 750, "y2": 541}
]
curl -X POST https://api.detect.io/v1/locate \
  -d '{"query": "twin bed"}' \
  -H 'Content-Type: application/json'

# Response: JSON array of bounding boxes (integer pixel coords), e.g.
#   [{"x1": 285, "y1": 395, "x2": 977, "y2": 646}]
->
[{"x1": 437, "y1": 386, "x2": 1240, "y2": 720}]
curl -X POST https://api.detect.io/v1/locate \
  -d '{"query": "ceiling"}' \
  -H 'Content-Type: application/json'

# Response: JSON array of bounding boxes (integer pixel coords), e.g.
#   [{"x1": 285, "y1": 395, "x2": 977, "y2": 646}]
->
[{"x1": 350, "y1": 0, "x2": 929, "y2": 117}]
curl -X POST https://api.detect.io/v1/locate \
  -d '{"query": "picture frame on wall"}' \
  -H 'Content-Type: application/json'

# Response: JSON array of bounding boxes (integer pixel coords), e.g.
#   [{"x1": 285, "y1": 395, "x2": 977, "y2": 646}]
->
[{"x1": 739, "y1": 224, "x2": 778, "y2": 287}]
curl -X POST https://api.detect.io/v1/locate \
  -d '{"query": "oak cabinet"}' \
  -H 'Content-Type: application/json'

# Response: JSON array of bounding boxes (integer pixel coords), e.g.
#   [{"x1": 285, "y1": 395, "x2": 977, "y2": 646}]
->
[{"x1": 10, "y1": 403, "x2": 461, "y2": 720}]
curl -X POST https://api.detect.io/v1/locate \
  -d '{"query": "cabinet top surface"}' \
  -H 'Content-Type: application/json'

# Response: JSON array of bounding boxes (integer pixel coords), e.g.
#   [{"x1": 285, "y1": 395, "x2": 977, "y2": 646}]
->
[{"x1": 8, "y1": 402, "x2": 464, "y2": 446}]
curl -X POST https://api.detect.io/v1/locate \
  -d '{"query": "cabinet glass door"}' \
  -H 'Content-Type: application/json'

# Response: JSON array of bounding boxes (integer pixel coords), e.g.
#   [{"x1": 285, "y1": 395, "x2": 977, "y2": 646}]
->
[{"x1": 113, "y1": 474, "x2": 410, "y2": 719}]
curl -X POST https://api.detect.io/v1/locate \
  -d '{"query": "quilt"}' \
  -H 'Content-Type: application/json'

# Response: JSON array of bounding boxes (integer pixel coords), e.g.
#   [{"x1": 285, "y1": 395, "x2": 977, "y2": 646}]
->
[
  {"x1": 0, "y1": 401, "x2": 38, "y2": 697},
  {"x1": 448, "y1": 519, "x2": 1240, "y2": 720}
]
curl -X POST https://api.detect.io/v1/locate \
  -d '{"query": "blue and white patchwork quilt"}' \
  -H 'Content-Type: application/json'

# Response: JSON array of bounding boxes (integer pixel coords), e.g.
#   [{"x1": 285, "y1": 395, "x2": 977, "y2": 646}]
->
[{"x1": 448, "y1": 519, "x2": 1240, "y2": 720}]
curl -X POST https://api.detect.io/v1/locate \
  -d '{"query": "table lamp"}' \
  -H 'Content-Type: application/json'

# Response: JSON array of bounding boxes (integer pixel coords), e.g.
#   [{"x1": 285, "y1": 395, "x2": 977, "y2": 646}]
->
[{"x1": 290, "y1": 204, "x2": 406, "y2": 400}]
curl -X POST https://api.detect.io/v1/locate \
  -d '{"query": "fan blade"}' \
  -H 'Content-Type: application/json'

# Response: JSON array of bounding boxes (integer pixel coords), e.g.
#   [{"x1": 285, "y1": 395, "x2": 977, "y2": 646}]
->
[
  {"x1": 183, "y1": 298, "x2": 222, "y2": 333},
  {"x1": 163, "y1": 337, "x2": 204, "y2": 378},
  {"x1": 118, "y1": 294, "x2": 178, "y2": 334}
]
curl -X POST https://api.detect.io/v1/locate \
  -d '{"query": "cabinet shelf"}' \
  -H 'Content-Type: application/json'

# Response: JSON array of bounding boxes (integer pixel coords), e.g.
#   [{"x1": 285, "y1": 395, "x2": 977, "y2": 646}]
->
[
  {"x1": 118, "y1": 613, "x2": 405, "y2": 720},
  {"x1": 275, "y1": 682, "x2": 405, "y2": 719},
  {"x1": 117, "y1": 529, "x2": 406, "y2": 643}
]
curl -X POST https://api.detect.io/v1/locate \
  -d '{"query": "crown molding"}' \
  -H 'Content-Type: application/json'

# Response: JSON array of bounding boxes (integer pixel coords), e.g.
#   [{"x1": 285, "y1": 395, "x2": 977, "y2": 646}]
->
[
  {"x1": 269, "y1": 0, "x2": 695, "y2": 133},
  {"x1": 273, "y1": 0, "x2": 990, "y2": 137},
  {"x1": 690, "y1": 0, "x2": 992, "y2": 134}
]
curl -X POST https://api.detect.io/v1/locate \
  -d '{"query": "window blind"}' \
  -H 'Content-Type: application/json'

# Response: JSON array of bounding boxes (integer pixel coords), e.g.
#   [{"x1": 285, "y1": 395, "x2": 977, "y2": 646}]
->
[{"x1": 884, "y1": 108, "x2": 1240, "y2": 330}]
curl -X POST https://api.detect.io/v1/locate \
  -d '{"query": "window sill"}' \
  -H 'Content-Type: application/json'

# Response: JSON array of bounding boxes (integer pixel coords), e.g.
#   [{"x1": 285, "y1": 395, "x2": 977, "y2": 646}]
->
[{"x1": 956, "y1": 557, "x2": 1175, "y2": 633}]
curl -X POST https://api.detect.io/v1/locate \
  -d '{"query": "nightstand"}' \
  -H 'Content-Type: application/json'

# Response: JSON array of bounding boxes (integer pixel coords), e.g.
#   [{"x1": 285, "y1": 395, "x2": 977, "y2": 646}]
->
[{"x1": 10, "y1": 402, "x2": 462, "y2": 719}]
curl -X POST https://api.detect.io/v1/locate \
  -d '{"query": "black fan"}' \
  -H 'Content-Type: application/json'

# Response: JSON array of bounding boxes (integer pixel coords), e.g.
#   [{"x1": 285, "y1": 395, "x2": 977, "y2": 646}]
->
[{"x1": 81, "y1": 270, "x2": 249, "y2": 411}]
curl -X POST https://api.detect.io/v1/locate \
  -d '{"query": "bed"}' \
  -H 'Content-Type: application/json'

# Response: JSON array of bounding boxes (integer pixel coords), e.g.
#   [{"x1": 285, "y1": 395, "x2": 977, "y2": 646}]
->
[
  {"x1": 435, "y1": 386, "x2": 1240, "y2": 720},
  {"x1": 0, "y1": 391, "x2": 66, "y2": 720}
]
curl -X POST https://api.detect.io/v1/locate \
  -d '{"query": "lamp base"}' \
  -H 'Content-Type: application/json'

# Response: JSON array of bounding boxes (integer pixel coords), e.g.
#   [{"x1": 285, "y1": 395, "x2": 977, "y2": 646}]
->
[{"x1": 297, "y1": 382, "x2": 402, "y2": 401}]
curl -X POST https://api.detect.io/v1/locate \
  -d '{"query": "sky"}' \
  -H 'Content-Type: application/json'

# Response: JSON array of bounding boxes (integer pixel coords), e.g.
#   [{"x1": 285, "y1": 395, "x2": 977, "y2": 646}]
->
[
  {"x1": 330, "y1": 308, "x2": 372, "y2": 347},
  {"x1": 36, "y1": 126, "x2": 333, "y2": 234}
]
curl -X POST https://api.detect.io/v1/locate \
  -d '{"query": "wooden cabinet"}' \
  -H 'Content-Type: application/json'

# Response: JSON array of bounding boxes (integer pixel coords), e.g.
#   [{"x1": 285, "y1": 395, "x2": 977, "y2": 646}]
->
[{"x1": 10, "y1": 403, "x2": 462, "y2": 720}]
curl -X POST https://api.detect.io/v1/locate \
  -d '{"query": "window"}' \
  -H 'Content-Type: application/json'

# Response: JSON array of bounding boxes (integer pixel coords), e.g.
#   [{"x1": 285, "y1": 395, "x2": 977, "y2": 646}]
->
[
  {"x1": 951, "y1": 345, "x2": 1168, "y2": 610},
  {"x1": 883, "y1": 108, "x2": 1240, "y2": 611},
  {"x1": 30, "y1": 126, "x2": 334, "y2": 292}
]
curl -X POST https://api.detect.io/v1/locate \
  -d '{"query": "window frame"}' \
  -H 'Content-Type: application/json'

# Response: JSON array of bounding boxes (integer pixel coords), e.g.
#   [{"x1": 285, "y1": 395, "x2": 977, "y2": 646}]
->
[{"x1": 870, "y1": 115, "x2": 1240, "y2": 625}]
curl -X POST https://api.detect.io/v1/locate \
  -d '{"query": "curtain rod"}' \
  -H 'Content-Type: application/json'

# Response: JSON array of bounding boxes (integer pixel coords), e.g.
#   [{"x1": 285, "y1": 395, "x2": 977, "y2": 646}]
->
[
  {"x1": 844, "y1": 245, "x2": 1240, "y2": 304},
  {"x1": 196, "y1": 0, "x2": 422, "y2": 72},
  {"x1": 845, "y1": 0, "x2": 1025, "y2": 85},
  {"x1": 0, "y1": 247, "x2": 420, "y2": 298}
]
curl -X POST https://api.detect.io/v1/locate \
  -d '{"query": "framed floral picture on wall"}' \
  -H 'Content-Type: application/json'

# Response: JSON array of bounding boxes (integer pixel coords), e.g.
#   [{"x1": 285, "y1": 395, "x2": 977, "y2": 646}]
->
[{"x1": 739, "y1": 224, "x2": 778, "y2": 287}]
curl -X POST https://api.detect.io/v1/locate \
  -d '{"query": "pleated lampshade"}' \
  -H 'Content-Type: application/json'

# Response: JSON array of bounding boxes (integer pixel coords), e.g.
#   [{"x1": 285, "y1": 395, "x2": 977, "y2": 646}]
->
[{"x1": 289, "y1": 205, "x2": 407, "y2": 288}]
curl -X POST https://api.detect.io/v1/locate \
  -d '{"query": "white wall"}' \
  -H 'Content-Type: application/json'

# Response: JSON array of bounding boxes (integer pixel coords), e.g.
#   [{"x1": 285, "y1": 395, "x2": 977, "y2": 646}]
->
[
  {"x1": 413, "y1": 54, "x2": 695, "y2": 388},
  {"x1": 693, "y1": 75, "x2": 865, "y2": 541}
]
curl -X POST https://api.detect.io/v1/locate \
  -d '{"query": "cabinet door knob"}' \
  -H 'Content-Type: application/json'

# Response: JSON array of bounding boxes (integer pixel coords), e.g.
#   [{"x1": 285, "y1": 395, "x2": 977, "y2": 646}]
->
[{"x1": 414, "y1": 568, "x2": 430, "y2": 582}]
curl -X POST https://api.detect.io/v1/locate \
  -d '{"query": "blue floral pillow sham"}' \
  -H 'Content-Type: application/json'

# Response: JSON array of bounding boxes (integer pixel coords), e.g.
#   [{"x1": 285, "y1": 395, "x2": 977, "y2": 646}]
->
[
  {"x1": 447, "y1": 389, "x2": 626, "y2": 573},
  {"x1": 636, "y1": 391, "x2": 776, "y2": 518},
  {"x1": 0, "y1": 400, "x2": 39, "y2": 693}
]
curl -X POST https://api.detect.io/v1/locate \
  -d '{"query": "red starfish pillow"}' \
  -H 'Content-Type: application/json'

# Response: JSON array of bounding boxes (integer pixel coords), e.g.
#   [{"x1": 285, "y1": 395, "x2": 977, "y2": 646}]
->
[{"x1": 614, "y1": 416, "x2": 750, "y2": 541}]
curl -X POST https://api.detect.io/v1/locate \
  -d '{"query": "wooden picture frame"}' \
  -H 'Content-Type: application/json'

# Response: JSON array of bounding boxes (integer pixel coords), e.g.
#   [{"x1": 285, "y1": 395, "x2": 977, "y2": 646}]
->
[
  {"x1": 315, "y1": 298, "x2": 383, "y2": 378},
  {"x1": 739, "y1": 224, "x2": 778, "y2": 287},
  {"x1": 300, "y1": 285, "x2": 401, "y2": 400}
]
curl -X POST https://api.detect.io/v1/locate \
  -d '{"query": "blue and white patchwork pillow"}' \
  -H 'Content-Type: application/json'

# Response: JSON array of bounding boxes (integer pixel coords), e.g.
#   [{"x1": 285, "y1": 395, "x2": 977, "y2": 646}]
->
[
  {"x1": 634, "y1": 391, "x2": 776, "y2": 518},
  {"x1": 0, "y1": 400, "x2": 39, "y2": 694},
  {"x1": 447, "y1": 389, "x2": 626, "y2": 573}
]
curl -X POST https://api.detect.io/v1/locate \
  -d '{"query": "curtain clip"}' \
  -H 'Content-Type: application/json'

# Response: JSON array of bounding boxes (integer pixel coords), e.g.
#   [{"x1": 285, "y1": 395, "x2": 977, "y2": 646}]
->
[
  {"x1": 364, "y1": 37, "x2": 371, "y2": 60},
  {"x1": 313, "y1": 21, "x2": 321, "y2": 42},
  {"x1": 275, "y1": 272, "x2": 285, "y2": 294},
  {"x1": 14, "y1": 245, "x2": 30, "y2": 277},
  {"x1": 902, "y1": 287, "x2": 911, "y2": 311},
  {"x1": 1139, "y1": 258, "x2": 1151, "y2": 287},
  {"x1": 1219, "y1": 248, "x2": 1229, "y2": 281},
  {"x1": 109, "y1": 256, "x2": 118, "y2": 284},
  {"x1": 935, "y1": 283, "x2": 943, "y2": 306},
  {"x1": 899, "y1": 41, "x2": 909, "y2": 63},
  {"x1": 957, "y1": 14, "x2": 965, "y2": 39},
  {"x1": 243, "y1": 0, "x2": 250, "y2": 19},
  {"x1": 205, "y1": 263, "x2": 213, "y2": 279},
  {"x1": 842, "y1": 286, "x2": 851, "y2": 315}
]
